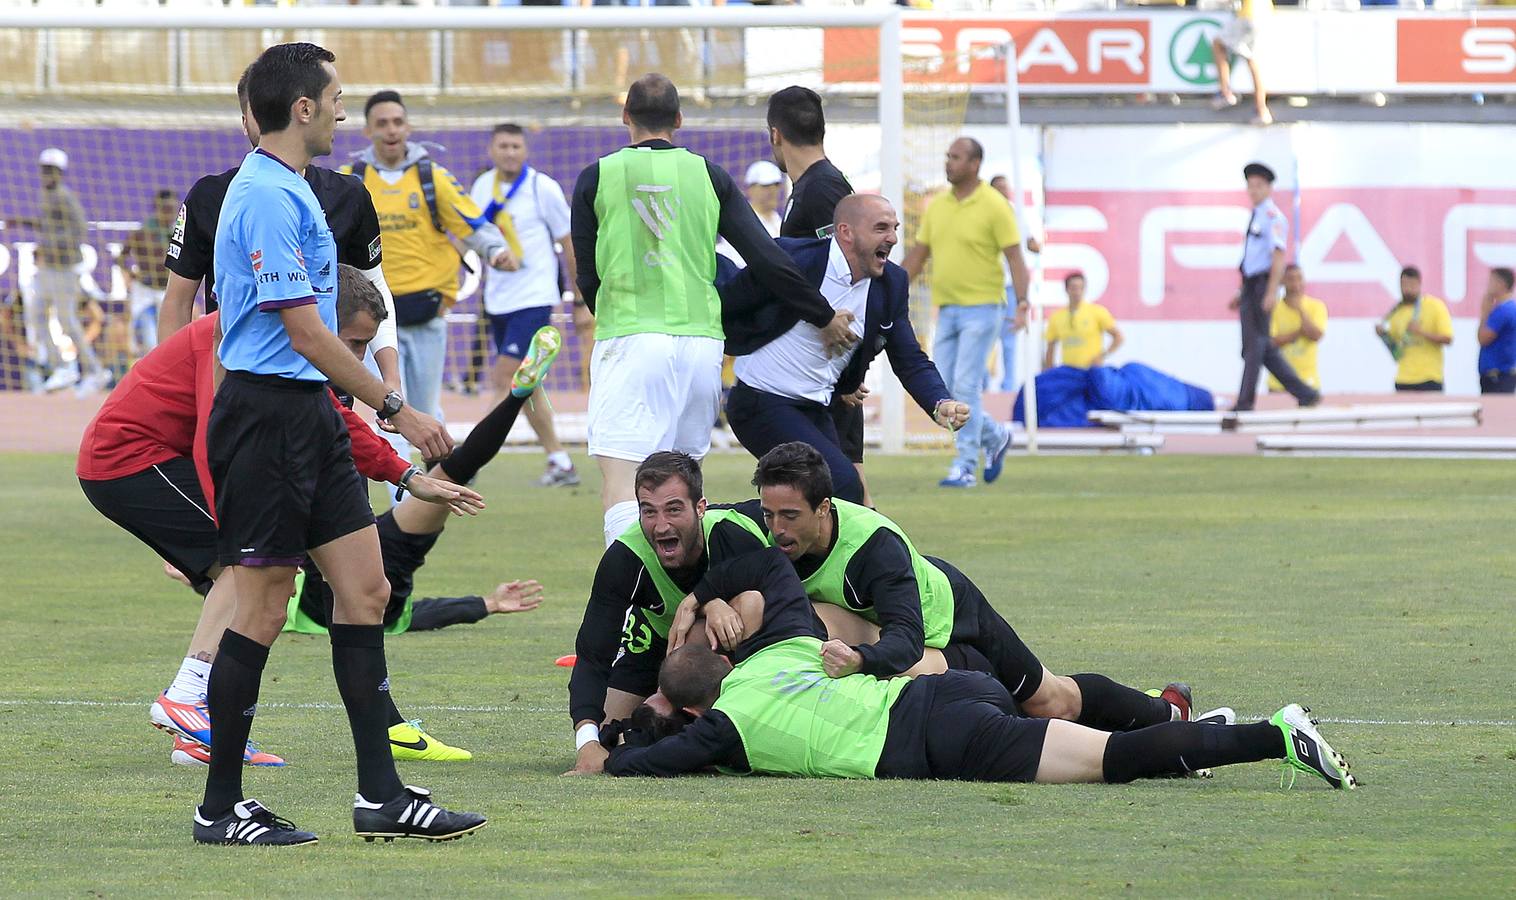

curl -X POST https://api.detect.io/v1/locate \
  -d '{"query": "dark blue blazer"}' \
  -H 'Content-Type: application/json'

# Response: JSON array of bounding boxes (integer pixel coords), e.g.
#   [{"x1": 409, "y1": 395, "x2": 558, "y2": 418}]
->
[{"x1": 719, "y1": 237, "x2": 950, "y2": 415}]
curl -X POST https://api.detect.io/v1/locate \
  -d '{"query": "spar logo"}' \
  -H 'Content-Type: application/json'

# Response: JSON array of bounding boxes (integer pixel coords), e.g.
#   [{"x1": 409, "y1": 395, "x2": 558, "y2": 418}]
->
[{"x1": 1168, "y1": 18, "x2": 1224, "y2": 86}]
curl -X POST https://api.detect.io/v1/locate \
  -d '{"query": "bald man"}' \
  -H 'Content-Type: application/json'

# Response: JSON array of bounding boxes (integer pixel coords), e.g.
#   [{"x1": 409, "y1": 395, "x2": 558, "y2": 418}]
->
[{"x1": 721, "y1": 194, "x2": 969, "y2": 502}]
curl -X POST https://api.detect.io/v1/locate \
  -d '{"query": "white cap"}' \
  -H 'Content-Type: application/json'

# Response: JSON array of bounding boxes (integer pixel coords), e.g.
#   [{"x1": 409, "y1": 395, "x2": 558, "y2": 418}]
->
[
  {"x1": 745, "y1": 160, "x2": 783, "y2": 187},
  {"x1": 38, "y1": 148, "x2": 68, "y2": 171}
]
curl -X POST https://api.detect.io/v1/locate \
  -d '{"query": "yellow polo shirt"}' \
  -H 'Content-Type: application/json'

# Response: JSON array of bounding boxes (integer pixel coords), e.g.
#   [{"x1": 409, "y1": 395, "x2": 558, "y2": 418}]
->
[
  {"x1": 1385, "y1": 295, "x2": 1453, "y2": 386},
  {"x1": 916, "y1": 181, "x2": 1020, "y2": 307},
  {"x1": 1268, "y1": 295, "x2": 1327, "y2": 391},
  {"x1": 340, "y1": 160, "x2": 487, "y2": 304},
  {"x1": 1045, "y1": 302, "x2": 1115, "y2": 369}
]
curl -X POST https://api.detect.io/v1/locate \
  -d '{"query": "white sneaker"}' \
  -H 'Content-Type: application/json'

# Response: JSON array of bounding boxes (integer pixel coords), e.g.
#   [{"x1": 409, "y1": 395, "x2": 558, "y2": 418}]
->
[
  {"x1": 1211, "y1": 93, "x2": 1238, "y2": 110},
  {"x1": 1253, "y1": 110, "x2": 1275, "y2": 126},
  {"x1": 537, "y1": 462, "x2": 580, "y2": 487},
  {"x1": 43, "y1": 363, "x2": 79, "y2": 392},
  {"x1": 74, "y1": 369, "x2": 111, "y2": 397}
]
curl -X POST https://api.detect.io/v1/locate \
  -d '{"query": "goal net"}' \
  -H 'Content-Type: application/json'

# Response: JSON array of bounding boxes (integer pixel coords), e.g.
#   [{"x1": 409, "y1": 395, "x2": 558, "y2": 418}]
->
[{"x1": 0, "y1": 7, "x2": 1001, "y2": 454}]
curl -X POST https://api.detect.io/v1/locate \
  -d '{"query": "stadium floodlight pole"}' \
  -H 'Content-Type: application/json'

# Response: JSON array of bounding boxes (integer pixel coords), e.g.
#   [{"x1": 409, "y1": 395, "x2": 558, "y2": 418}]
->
[
  {"x1": 1005, "y1": 39, "x2": 1037, "y2": 455},
  {"x1": 878, "y1": 10, "x2": 908, "y2": 455}
]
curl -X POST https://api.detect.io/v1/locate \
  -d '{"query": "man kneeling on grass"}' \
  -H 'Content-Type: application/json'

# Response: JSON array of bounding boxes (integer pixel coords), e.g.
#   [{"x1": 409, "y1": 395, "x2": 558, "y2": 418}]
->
[{"x1": 601, "y1": 546, "x2": 1357, "y2": 790}]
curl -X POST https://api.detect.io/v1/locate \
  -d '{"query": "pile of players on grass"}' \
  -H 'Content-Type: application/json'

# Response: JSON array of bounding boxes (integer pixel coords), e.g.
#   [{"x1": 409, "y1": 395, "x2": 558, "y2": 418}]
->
[{"x1": 565, "y1": 444, "x2": 1357, "y2": 790}]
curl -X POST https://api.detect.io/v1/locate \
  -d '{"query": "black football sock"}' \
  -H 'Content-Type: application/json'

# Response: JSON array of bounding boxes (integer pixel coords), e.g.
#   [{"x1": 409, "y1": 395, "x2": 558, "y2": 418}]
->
[
  {"x1": 330, "y1": 624, "x2": 406, "y2": 802},
  {"x1": 200, "y1": 629, "x2": 269, "y2": 817},
  {"x1": 1102, "y1": 721, "x2": 1285, "y2": 783},
  {"x1": 385, "y1": 692, "x2": 406, "y2": 729},
  {"x1": 1071, "y1": 673, "x2": 1175, "y2": 732},
  {"x1": 435, "y1": 394, "x2": 526, "y2": 485}
]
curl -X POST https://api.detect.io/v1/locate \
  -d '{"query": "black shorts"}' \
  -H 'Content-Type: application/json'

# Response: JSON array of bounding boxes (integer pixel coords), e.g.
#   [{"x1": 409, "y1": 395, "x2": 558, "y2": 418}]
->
[
  {"x1": 923, "y1": 670, "x2": 1049, "y2": 783},
  {"x1": 297, "y1": 510, "x2": 442, "y2": 630},
  {"x1": 606, "y1": 606, "x2": 665, "y2": 699},
  {"x1": 934, "y1": 556, "x2": 1046, "y2": 702},
  {"x1": 79, "y1": 457, "x2": 218, "y2": 594},
  {"x1": 207, "y1": 371, "x2": 374, "y2": 568},
  {"x1": 829, "y1": 396, "x2": 866, "y2": 464}
]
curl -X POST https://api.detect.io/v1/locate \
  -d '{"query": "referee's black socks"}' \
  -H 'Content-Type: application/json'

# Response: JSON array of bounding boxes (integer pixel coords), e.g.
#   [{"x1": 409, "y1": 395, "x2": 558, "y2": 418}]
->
[
  {"x1": 201, "y1": 629, "x2": 268, "y2": 817},
  {"x1": 436, "y1": 394, "x2": 526, "y2": 486},
  {"x1": 1102, "y1": 720, "x2": 1285, "y2": 783},
  {"x1": 1070, "y1": 673, "x2": 1175, "y2": 732},
  {"x1": 330, "y1": 624, "x2": 406, "y2": 803}
]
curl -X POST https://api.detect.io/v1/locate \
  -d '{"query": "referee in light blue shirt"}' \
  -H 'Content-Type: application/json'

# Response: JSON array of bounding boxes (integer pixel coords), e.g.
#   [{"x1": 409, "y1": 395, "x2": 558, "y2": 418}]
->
[
  {"x1": 1232, "y1": 162, "x2": 1319, "y2": 412},
  {"x1": 194, "y1": 42, "x2": 483, "y2": 848}
]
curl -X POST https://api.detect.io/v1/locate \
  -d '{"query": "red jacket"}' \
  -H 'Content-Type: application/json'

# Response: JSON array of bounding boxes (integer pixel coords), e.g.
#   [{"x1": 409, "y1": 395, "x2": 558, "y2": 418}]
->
[{"x1": 77, "y1": 313, "x2": 409, "y2": 513}]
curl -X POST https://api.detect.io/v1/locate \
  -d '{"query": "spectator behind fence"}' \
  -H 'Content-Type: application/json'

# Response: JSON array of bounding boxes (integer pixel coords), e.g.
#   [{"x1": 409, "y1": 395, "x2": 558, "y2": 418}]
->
[
  {"x1": 468, "y1": 122, "x2": 581, "y2": 487},
  {"x1": 1267, "y1": 263, "x2": 1326, "y2": 394},
  {"x1": 1043, "y1": 272, "x2": 1121, "y2": 371},
  {"x1": 1212, "y1": 0, "x2": 1273, "y2": 126},
  {"x1": 1476, "y1": 266, "x2": 1516, "y2": 394},
  {"x1": 120, "y1": 188, "x2": 178, "y2": 357},
  {"x1": 1376, "y1": 265, "x2": 1452, "y2": 393},
  {"x1": 903, "y1": 137, "x2": 1029, "y2": 490},
  {"x1": 17, "y1": 148, "x2": 107, "y2": 395},
  {"x1": 716, "y1": 160, "x2": 785, "y2": 265}
]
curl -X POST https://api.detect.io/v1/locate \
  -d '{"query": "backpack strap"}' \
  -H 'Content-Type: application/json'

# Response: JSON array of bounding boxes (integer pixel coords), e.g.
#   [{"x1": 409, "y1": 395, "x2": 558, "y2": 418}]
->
[{"x1": 417, "y1": 157, "x2": 443, "y2": 233}]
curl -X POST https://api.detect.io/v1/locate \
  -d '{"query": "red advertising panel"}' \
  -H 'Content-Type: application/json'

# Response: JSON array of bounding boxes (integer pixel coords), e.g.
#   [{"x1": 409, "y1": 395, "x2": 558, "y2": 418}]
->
[{"x1": 1397, "y1": 18, "x2": 1516, "y2": 84}]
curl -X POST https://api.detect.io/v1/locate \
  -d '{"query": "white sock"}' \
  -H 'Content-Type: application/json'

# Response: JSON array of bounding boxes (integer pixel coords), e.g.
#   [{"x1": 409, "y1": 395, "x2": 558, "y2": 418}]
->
[
  {"x1": 548, "y1": 450, "x2": 573, "y2": 471},
  {"x1": 165, "y1": 656, "x2": 212, "y2": 704},
  {"x1": 603, "y1": 500, "x2": 639, "y2": 548}
]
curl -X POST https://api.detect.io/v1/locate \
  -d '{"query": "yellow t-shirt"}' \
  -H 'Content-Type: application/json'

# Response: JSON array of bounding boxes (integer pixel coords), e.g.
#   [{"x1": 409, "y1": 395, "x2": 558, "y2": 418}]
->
[
  {"x1": 916, "y1": 181, "x2": 1020, "y2": 307},
  {"x1": 340, "y1": 159, "x2": 487, "y2": 303},
  {"x1": 1385, "y1": 294, "x2": 1453, "y2": 386},
  {"x1": 1267, "y1": 295, "x2": 1327, "y2": 391},
  {"x1": 1045, "y1": 302, "x2": 1115, "y2": 369}
]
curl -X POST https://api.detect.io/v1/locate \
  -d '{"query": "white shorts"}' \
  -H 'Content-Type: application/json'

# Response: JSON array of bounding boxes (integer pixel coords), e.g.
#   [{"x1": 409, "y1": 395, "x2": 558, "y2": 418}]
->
[
  {"x1": 588, "y1": 333, "x2": 724, "y2": 463},
  {"x1": 1219, "y1": 17, "x2": 1257, "y2": 60}
]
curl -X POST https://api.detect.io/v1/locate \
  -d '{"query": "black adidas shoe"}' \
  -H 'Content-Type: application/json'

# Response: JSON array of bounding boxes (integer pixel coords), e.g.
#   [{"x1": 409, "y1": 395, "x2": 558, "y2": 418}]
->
[
  {"x1": 353, "y1": 785, "x2": 487, "y2": 843},
  {"x1": 193, "y1": 798, "x2": 318, "y2": 846}
]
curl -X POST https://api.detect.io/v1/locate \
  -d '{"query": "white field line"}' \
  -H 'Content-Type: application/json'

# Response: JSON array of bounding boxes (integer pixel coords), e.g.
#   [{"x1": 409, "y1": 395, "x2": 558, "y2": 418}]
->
[{"x1": 1, "y1": 698, "x2": 1512, "y2": 728}]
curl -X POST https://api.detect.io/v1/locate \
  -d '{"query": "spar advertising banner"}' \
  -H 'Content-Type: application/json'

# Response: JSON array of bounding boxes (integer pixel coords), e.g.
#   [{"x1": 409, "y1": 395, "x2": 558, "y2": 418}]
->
[
  {"x1": 821, "y1": 10, "x2": 1516, "y2": 95},
  {"x1": 1030, "y1": 123, "x2": 1513, "y2": 396}
]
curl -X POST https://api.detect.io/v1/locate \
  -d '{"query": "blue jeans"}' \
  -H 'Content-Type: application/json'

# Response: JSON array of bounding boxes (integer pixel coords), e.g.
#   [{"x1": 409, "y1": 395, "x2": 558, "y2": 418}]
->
[
  {"x1": 398, "y1": 316, "x2": 449, "y2": 421},
  {"x1": 934, "y1": 303, "x2": 1005, "y2": 473}
]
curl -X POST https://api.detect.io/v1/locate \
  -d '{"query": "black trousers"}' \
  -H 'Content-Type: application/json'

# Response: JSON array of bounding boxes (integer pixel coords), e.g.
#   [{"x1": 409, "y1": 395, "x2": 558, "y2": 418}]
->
[
  {"x1": 725, "y1": 381, "x2": 864, "y2": 504},
  {"x1": 1396, "y1": 380, "x2": 1443, "y2": 393},
  {"x1": 1480, "y1": 371, "x2": 1516, "y2": 394},
  {"x1": 1236, "y1": 274, "x2": 1317, "y2": 410}
]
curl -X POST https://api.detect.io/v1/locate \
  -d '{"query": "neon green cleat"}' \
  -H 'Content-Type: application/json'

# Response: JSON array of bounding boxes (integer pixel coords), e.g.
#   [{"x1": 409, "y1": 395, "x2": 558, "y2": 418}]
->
[
  {"x1": 389, "y1": 720, "x2": 473, "y2": 762},
  {"x1": 510, "y1": 325, "x2": 563, "y2": 398},
  {"x1": 1270, "y1": 704, "x2": 1357, "y2": 790}
]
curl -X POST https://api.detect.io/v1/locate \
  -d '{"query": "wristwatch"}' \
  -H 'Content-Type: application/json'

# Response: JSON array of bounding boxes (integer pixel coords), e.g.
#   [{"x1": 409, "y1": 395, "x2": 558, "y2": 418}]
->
[
  {"x1": 398, "y1": 465, "x2": 422, "y2": 494},
  {"x1": 378, "y1": 390, "x2": 404, "y2": 420}
]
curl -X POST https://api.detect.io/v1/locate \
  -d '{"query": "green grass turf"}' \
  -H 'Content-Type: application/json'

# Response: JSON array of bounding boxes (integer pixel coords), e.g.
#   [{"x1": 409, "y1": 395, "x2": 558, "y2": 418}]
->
[{"x1": 1, "y1": 451, "x2": 1513, "y2": 897}]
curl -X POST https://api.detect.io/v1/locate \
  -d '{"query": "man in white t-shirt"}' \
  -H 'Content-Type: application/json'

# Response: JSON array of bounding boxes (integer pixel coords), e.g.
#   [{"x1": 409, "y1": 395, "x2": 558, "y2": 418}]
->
[{"x1": 470, "y1": 123, "x2": 580, "y2": 487}]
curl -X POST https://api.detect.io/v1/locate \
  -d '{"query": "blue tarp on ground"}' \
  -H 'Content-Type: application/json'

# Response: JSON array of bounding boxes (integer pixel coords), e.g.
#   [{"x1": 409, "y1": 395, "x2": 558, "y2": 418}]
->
[{"x1": 1012, "y1": 363, "x2": 1215, "y2": 428}]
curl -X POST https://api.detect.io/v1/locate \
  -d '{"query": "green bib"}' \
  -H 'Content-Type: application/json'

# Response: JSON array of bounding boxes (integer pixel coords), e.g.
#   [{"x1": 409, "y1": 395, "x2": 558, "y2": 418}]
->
[
  {"x1": 801, "y1": 499, "x2": 954, "y2": 649},
  {"x1": 281, "y1": 571, "x2": 414, "y2": 636},
  {"x1": 591, "y1": 146, "x2": 723, "y2": 340},
  {"x1": 712, "y1": 636, "x2": 905, "y2": 779},
  {"x1": 615, "y1": 508, "x2": 769, "y2": 640}
]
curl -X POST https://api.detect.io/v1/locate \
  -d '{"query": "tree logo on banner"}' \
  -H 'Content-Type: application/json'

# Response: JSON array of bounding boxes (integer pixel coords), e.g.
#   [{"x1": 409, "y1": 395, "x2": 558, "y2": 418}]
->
[{"x1": 1169, "y1": 18, "x2": 1227, "y2": 86}]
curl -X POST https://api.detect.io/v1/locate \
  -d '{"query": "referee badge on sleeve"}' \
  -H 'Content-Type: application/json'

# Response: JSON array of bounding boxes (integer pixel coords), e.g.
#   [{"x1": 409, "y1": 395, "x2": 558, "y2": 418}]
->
[{"x1": 368, "y1": 235, "x2": 382, "y2": 263}]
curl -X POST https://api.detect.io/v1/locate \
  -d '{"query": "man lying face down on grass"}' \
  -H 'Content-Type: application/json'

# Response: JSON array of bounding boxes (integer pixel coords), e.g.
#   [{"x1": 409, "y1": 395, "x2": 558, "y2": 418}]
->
[{"x1": 600, "y1": 547, "x2": 1358, "y2": 791}]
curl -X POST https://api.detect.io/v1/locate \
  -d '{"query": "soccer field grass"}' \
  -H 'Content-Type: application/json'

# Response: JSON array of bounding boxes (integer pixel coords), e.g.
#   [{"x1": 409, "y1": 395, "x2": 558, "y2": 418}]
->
[{"x1": 1, "y1": 451, "x2": 1512, "y2": 897}]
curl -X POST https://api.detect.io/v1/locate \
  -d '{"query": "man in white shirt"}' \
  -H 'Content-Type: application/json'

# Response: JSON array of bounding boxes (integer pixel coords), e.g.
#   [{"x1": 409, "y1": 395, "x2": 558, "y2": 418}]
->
[
  {"x1": 470, "y1": 123, "x2": 580, "y2": 487},
  {"x1": 723, "y1": 194, "x2": 966, "y2": 503}
]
